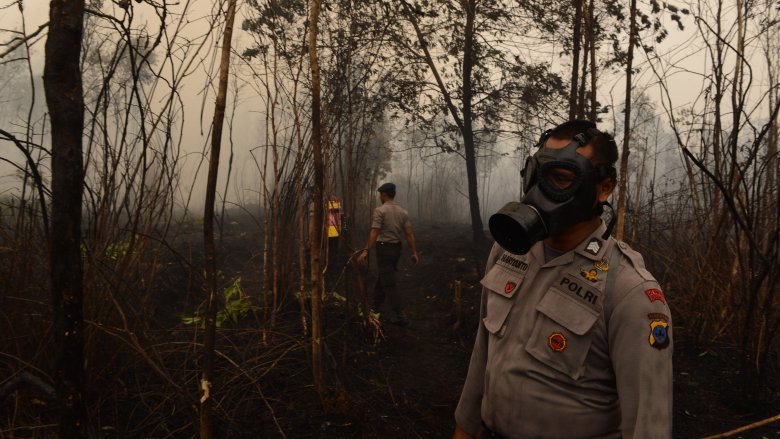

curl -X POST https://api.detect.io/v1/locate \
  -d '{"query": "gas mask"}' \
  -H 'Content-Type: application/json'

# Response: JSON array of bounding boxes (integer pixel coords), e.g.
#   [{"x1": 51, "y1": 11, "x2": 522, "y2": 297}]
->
[{"x1": 489, "y1": 128, "x2": 616, "y2": 255}]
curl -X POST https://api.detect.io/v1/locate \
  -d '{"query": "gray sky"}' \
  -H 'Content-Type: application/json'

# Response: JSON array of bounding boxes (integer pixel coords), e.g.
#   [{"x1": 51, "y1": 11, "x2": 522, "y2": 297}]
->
[{"x1": 1, "y1": 0, "x2": 774, "y2": 218}]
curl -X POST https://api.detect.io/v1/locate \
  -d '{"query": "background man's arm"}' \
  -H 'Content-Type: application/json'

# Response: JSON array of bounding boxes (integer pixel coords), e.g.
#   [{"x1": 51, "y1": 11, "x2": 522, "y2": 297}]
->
[
  {"x1": 404, "y1": 226, "x2": 419, "y2": 265},
  {"x1": 357, "y1": 228, "x2": 380, "y2": 264}
]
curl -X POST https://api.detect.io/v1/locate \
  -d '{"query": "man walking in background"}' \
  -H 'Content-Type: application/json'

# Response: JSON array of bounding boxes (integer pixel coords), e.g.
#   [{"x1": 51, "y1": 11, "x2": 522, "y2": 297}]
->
[
  {"x1": 454, "y1": 120, "x2": 673, "y2": 438},
  {"x1": 357, "y1": 183, "x2": 419, "y2": 326}
]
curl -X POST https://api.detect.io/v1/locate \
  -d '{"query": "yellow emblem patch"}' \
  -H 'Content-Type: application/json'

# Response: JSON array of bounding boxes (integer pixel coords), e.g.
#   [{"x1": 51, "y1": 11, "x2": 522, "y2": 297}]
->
[
  {"x1": 594, "y1": 258, "x2": 609, "y2": 272},
  {"x1": 579, "y1": 267, "x2": 601, "y2": 283}
]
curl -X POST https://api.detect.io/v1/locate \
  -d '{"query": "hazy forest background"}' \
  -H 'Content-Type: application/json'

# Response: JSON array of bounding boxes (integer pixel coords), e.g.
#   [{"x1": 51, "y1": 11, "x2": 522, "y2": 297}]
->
[{"x1": 1, "y1": 0, "x2": 779, "y2": 437}]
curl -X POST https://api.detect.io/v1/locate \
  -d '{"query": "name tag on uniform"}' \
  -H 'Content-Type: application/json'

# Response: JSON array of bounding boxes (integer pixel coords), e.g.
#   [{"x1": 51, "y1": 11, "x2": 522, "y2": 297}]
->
[
  {"x1": 496, "y1": 253, "x2": 530, "y2": 274},
  {"x1": 481, "y1": 252, "x2": 530, "y2": 299},
  {"x1": 555, "y1": 273, "x2": 601, "y2": 311}
]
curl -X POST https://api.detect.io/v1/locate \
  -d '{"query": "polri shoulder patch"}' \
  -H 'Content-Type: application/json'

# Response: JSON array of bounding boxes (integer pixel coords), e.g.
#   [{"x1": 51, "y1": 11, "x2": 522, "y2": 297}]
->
[{"x1": 649, "y1": 320, "x2": 670, "y2": 349}]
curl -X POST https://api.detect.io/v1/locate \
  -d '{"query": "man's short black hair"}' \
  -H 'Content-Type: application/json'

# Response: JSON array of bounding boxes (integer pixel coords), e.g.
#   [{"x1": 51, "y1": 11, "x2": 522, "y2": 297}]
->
[{"x1": 548, "y1": 120, "x2": 618, "y2": 167}]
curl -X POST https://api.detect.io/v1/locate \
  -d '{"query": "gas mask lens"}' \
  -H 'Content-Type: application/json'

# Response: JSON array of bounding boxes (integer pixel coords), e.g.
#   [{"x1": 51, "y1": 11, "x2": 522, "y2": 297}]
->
[
  {"x1": 543, "y1": 166, "x2": 577, "y2": 191},
  {"x1": 538, "y1": 161, "x2": 585, "y2": 202}
]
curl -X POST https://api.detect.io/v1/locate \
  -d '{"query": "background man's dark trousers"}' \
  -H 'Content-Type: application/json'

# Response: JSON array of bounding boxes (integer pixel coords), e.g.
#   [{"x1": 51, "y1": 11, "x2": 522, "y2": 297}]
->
[{"x1": 373, "y1": 241, "x2": 407, "y2": 325}]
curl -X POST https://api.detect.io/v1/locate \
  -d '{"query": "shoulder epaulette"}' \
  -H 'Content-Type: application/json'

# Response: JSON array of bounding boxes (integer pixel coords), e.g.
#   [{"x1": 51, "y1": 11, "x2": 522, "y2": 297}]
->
[{"x1": 614, "y1": 240, "x2": 655, "y2": 282}]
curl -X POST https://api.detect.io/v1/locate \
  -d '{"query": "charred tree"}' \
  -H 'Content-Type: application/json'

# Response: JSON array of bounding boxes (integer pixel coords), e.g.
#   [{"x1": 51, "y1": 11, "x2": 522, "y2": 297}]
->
[
  {"x1": 308, "y1": 0, "x2": 326, "y2": 394},
  {"x1": 614, "y1": 0, "x2": 637, "y2": 240},
  {"x1": 587, "y1": 0, "x2": 597, "y2": 121},
  {"x1": 568, "y1": 0, "x2": 583, "y2": 120},
  {"x1": 43, "y1": 0, "x2": 87, "y2": 435},
  {"x1": 400, "y1": 0, "x2": 486, "y2": 244},
  {"x1": 200, "y1": 0, "x2": 237, "y2": 435},
  {"x1": 461, "y1": 0, "x2": 486, "y2": 244}
]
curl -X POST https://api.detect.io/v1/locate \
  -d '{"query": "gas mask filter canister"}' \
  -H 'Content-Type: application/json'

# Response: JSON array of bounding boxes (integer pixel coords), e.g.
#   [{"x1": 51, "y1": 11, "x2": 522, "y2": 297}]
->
[{"x1": 489, "y1": 129, "x2": 616, "y2": 255}]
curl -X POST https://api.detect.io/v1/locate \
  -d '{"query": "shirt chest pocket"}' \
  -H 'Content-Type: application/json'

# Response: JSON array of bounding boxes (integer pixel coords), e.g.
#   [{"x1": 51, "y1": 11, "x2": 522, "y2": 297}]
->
[
  {"x1": 525, "y1": 286, "x2": 600, "y2": 380},
  {"x1": 480, "y1": 265, "x2": 525, "y2": 337}
]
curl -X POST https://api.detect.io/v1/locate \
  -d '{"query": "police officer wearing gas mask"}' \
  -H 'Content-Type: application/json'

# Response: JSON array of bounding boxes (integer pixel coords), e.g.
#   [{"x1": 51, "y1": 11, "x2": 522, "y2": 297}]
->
[{"x1": 453, "y1": 120, "x2": 672, "y2": 439}]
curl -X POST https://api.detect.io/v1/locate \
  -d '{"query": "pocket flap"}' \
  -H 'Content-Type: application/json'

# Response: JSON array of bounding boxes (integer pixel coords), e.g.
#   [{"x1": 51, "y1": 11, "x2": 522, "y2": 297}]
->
[
  {"x1": 480, "y1": 265, "x2": 523, "y2": 299},
  {"x1": 536, "y1": 288, "x2": 599, "y2": 335},
  {"x1": 480, "y1": 265, "x2": 524, "y2": 335}
]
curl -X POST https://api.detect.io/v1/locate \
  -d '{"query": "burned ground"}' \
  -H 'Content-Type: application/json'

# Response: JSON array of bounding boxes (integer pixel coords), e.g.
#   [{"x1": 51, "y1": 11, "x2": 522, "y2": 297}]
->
[
  {"x1": 208, "y1": 217, "x2": 780, "y2": 438},
  {"x1": 2, "y1": 217, "x2": 779, "y2": 438}
]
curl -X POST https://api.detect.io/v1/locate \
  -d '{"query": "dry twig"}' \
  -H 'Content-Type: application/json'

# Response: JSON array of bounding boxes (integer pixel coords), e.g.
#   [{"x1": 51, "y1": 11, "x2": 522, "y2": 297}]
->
[{"x1": 701, "y1": 413, "x2": 780, "y2": 439}]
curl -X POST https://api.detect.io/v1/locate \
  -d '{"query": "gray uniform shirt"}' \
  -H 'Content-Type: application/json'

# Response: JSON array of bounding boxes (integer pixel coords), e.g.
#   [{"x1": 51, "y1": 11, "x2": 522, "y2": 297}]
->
[
  {"x1": 371, "y1": 200, "x2": 411, "y2": 243},
  {"x1": 455, "y1": 222, "x2": 673, "y2": 438}
]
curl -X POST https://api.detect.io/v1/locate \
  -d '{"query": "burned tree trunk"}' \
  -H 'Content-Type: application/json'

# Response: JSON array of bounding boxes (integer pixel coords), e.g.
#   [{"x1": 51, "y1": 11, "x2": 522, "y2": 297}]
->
[
  {"x1": 200, "y1": 0, "x2": 237, "y2": 435},
  {"x1": 615, "y1": 0, "x2": 637, "y2": 240},
  {"x1": 568, "y1": 0, "x2": 583, "y2": 120},
  {"x1": 43, "y1": 0, "x2": 87, "y2": 435},
  {"x1": 461, "y1": 0, "x2": 486, "y2": 244},
  {"x1": 308, "y1": 0, "x2": 326, "y2": 394}
]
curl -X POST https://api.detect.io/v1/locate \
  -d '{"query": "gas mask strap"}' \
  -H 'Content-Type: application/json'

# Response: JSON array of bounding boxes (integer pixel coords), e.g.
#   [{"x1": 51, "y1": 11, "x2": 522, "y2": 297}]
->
[{"x1": 601, "y1": 201, "x2": 617, "y2": 240}]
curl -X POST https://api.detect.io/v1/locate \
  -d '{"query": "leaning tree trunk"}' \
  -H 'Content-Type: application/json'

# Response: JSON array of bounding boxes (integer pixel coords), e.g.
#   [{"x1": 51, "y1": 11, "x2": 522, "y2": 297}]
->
[
  {"x1": 568, "y1": 0, "x2": 583, "y2": 120},
  {"x1": 587, "y1": 0, "x2": 597, "y2": 121},
  {"x1": 43, "y1": 0, "x2": 86, "y2": 435},
  {"x1": 308, "y1": 0, "x2": 326, "y2": 395},
  {"x1": 401, "y1": 0, "x2": 486, "y2": 243},
  {"x1": 200, "y1": 0, "x2": 237, "y2": 436},
  {"x1": 615, "y1": 0, "x2": 637, "y2": 241},
  {"x1": 462, "y1": 0, "x2": 487, "y2": 244}
]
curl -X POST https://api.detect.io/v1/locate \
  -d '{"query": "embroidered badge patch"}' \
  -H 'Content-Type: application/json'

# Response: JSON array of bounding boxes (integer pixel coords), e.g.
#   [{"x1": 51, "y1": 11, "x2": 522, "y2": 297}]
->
[
  {"x1": 648, "y1": 312, "x2": 670, "y2": 323},
  {"x1": 548, "y1": 332, "x2": 567, "y2": 352},
  {"x1": 594, "y1": 258, "x2": 609, "y2": 272},
  {"x1": 504, "y1": 281, "x2": 517, "y2": 295},
  {"x1": 649, "y1": 320, "x2": 670, "y2": 349},
  {"x1": 645, "y1": 288, "x2": 667, "y2": 305},
  {"x1": 585, "y1": 238, "x2": 602, "y2": 255},
  {"x1": 580, "y1": 267, "x2": 601, "y2": 283}
]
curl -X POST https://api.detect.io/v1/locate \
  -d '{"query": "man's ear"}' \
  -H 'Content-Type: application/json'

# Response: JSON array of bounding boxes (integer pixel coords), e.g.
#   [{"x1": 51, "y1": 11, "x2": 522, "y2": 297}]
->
[{"x1": 596, "y1": 178, "x2": 617, "y2": 203}]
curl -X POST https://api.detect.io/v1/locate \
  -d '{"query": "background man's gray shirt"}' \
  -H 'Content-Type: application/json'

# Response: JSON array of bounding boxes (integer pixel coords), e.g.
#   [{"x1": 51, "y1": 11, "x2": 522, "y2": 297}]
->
[
  {"x1": 455, "y1": 222, "x2": 673, "y2": 438},
  {"x1": 371, "y1": 200, "x2": 411, "y2": 243}
]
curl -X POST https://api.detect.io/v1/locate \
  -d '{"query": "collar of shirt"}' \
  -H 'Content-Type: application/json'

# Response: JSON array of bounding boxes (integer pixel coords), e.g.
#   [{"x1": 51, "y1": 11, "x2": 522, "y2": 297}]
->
[{"x1": 529, "y1": 220, "x2": 609, "y2": 268}]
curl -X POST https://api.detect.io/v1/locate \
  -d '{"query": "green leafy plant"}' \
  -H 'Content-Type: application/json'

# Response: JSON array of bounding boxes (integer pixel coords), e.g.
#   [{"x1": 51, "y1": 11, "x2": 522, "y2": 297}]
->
[
  {"x1": 105, "y1": 236, "x2": 134, "y2": 260},
  {"x1": 329, "y1": 291, "x2": 346, "y2": 303},
  {"x1": 181, "y1": 277, "x2": 257, "y2": 328}
]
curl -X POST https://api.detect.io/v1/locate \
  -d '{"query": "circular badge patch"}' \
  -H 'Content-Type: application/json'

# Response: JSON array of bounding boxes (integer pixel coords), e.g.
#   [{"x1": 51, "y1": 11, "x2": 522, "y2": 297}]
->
[
  {"x1": 548, "y1": 332, "x2": 567, "y2": 352},
  {"x1": 649, "y1": 320, "x2": 670, "y2": 349}
]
